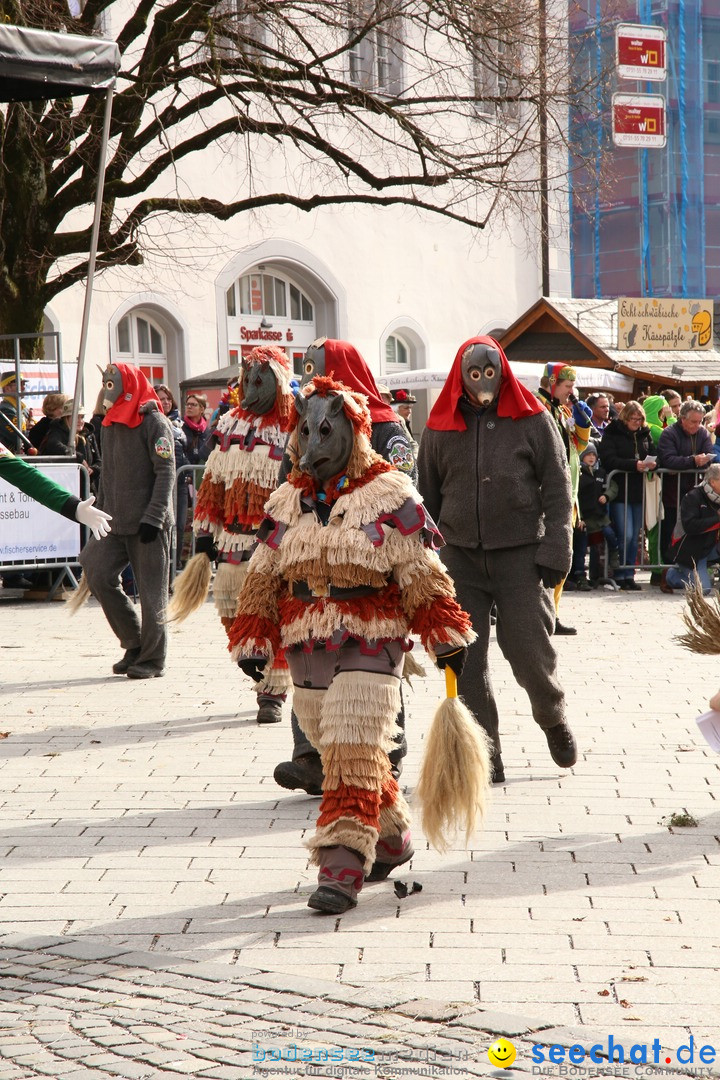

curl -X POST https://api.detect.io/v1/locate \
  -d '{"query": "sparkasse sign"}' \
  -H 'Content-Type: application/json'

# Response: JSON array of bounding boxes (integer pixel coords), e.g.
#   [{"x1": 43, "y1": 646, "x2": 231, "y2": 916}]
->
[
  {"x1": 612, "y1": 93, "x2": 666, "y2": 148},
  {"x1": 616, "y1": 24, "x2": 666, "y2": 81}
]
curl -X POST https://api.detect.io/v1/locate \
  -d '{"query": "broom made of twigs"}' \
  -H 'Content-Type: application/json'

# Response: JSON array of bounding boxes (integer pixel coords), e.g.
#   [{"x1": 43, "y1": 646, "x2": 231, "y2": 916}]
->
[
  {"x1": 676, "y1": 577, "x2": 720, "y2": 655},
  {"x1": 415, "y1": 665, "x2": 492, "y2": 853},
  {"x1": 165, "y1": 553, "x2": 212, "y2": 623}
]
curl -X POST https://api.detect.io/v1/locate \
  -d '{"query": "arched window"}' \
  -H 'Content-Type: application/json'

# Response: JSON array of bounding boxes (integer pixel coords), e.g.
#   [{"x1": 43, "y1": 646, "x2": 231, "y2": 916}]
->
[
  {"x1": 226, "y1": 272, "x2": 314, "y2": 322},
  {"x1": 385, "y1": 333, "x2": 409, "y2": 368},
  {"x1": 116, "y1": 312, "x2": 167, "y2": 385}
]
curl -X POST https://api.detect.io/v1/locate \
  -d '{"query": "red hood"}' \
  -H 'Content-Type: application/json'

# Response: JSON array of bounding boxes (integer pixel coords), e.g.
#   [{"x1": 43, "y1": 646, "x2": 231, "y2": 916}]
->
[
  {"x1": 322, "y1": 340, "x2": 397, "y2": 425},
  {"x1": 426, "y1": 336, "x2": 545, "y2": 430},
  {"x1": 102, "y1": 363, "x2": 162, "y2": 428}
]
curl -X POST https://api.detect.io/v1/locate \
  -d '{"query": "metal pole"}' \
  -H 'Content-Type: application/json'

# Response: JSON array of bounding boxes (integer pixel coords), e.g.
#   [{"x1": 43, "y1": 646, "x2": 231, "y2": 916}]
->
[
  {"x1": 69, "y1": 85, "x2": 114, "y2": 453},
  {"x1": 539, "y1": 0, "x2": 550, "y2": 298}
]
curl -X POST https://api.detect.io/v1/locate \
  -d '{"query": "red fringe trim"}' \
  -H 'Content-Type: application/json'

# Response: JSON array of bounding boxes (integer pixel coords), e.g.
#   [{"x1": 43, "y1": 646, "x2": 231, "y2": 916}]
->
[
  {"x1": 278, "y1": 582, "x2": 404, "y2": 626},
  {"x1": 317, "y1": 783, "x2": 383, "y2": 830},
  {"x1": 380, "y1": 775, "x2": 399, "y2": 809},
  {"x1": 411, "y1": 595, "x2": 473, "y2": 647},
  {"x1": 194, "y1": 479, "x2": 226, "y2": 526},
  {"x1": 226, "y1": 613, "x2": 280, "y2": 656}
]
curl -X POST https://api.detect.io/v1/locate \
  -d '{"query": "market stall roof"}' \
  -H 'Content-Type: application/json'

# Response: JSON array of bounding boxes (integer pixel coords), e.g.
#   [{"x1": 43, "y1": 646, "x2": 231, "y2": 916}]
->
[
  {"x1": 0, "y1": 24, "x2": 120, "y2": 101},
  {"x1": 180, "y1": 363, "x2": 240, "y2": 392},
  {"x1": 501, "y1": 297, "x2": 720, "y2": 388},
  {"x1": 381, "y1": 364, "x2": 633, "y2": 394}
]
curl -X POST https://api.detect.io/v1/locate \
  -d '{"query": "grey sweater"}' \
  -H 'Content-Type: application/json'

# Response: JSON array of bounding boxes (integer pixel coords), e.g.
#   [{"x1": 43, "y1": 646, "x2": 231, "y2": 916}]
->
[
  {"x1": 417, "y1": 400, "x2": 573, "y2": 573},
  {"x1": 96, "y1": 403, "x2": 175, "y2": 534}
]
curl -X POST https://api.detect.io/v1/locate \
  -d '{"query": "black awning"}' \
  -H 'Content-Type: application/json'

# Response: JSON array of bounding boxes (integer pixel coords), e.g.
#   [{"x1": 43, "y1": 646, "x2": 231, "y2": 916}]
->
[{"x1": 0, "y1": 24, "x2": 120, "y2": 102}]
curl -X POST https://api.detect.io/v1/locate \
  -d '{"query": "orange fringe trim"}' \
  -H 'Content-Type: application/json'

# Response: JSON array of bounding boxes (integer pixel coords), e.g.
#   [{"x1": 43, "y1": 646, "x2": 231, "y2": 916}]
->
[
  {"x1": 411, "y1": 595, "x2": 474, "y2": 648},
  {"x1": 317, "y1": 783, "x2": 383, "y2": 830}
]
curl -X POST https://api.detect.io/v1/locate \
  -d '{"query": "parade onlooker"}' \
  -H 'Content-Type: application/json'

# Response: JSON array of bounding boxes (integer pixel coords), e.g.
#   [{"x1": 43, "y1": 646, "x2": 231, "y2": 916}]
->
[
  {"x1": 28, "y1": 392, "x2": 70, "y2": 450},
  {"x1": 0, "y1": 371, "x2": 30, "y2": 448},
  {"x1": 575, "y1": 442, "x2": 619, "y2": 584},
  {"x1": 155, "y1": 384, "x2": 188, "y2": 568},
  {"x1": 657, "y1": 400, "x2": 714, "y2": 563},
  {"x1": 598, "y1": 400, "x2": 656, "y2": 590},
  {"x1": 586, "y1": 393, "x2": 611, "y2": 441},
  {"x1": 662, "y1": 464, "x2": 720, "y2": 595}
]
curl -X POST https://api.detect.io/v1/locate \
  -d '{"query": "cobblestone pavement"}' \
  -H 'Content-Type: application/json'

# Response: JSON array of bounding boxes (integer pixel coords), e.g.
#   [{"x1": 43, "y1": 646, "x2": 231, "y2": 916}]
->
[{"x1": 2, "y1": 580, "x2": 720, "y2": 1078}]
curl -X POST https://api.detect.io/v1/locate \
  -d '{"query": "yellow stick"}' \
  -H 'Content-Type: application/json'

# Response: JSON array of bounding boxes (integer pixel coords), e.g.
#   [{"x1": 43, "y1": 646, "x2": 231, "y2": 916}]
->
[{"x1": 445, "y1": 667, "x2": 458, "y2": 699}]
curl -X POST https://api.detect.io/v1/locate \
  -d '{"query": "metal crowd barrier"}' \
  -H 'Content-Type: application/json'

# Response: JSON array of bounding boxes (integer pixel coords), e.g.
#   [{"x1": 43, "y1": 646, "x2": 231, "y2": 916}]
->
[
  {"x1": 598, "y1": 466, "x2": 705, "y2": 579},
  {"x1": 171, "y1": 462, "x2": 205, "y2": 582}
]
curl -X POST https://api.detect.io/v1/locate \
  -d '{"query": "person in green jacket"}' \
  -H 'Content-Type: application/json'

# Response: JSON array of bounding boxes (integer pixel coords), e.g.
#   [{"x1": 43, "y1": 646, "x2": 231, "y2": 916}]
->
[
  {"x1": 0, "y1": 440, "x2": 112, "y2": 539},
  {"x1": 642, "y1": 395, "x2": 674, "y2": 584}
]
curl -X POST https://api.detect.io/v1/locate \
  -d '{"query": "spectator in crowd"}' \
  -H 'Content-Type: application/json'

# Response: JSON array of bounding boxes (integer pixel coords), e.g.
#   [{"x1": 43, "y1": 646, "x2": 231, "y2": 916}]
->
[
  {"x1": 537, "y1": 363, "x2": 592, "y2": 634},
  {"x1": 79, "y1": 363, "x2": 175, "y2": 679},
  {"x1": 376, "y1": 383, "x2": 393, "y2": 405},
  {"x1": 155, "y1": 384, "x2": 188, "y2": 568},
  {"x1": 662, "y1": 389, "x2": 682, "y2": 419},
  {"x1": 586, "y1": 393, "x2": 611, "y2": 441},
  {"x1": 28, "y1": 392, "x2": 69, "y2": 450},
  {"x1": 179, "y1": 392, "x2": 208, "y2": 563},
  {"x1": 598, "y1": 401, "x2": 656, "y2": 590},
  {"x1": 657, "y1": 399, "x2": 714, "y2": 563},
  {"x1": 574, "y1": 442, "x2": 619, "y2": 585},
  {"x1": 0, "y1": 371, "x2": 30, "y2": 448},
  {"x1": 391, "y1": 388, "x2": 417, "y2": 435},
  {"x1": 418, "y1": 335, "x2": 576, "y2": 785},
  {"x1": 643, "y1": 394, "x2": 675, "y2": 583},
  {"x1": 662, "y1": 463, "x2": 720, "y2": 595}
]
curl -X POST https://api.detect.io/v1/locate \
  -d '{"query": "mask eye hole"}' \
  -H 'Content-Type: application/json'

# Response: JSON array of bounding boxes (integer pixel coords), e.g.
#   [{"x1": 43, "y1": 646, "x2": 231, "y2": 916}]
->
[
  {"x1": 304, "y1": 361, "x2": 314, "y2": 375},
  {"x1": 300, "y1": 422, "x2": 309, "y2": 438},
  {"x1": 319, "y1": 420, "x2": 331, "y2": 437},
  {"x1": 105, "y1": 380, "x2": 114, "y2": 392},
  {"x1": 469, "y1": 369, "x2": 481, "y2": 381},
  {"x1": 484, "y1": 366, "x2": 496, "y2": 379}
]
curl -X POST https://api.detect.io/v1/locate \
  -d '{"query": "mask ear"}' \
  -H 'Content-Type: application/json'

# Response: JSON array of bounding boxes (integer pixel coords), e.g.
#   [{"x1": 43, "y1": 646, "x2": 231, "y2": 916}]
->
[
  {"x1": 295, "y1": 393, "x2": 308, "y2": 417},
  {"x1": 326, "y1": 394, "x2": 346, "y2": 417}
]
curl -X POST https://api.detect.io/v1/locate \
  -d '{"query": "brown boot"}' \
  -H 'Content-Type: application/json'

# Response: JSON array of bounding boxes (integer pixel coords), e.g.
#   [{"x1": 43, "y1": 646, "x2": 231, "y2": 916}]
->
[{"x1": 308, "y1": 846, "x2": 364, "y2": 913}]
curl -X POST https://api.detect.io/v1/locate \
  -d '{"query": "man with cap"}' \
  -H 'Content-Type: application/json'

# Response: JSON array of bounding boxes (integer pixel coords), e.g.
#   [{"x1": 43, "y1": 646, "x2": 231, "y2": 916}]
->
[
  {"x1": 0, "y1": 371, "x2": 31, "y2": 449},
  {"x1": 537, "y1": 363, "x2": 592, "y2": 634},
  {"x1": 418, "y1": 335, "x2": 577, "y2": 784},
  {"x1": 391, "y1": 387, "x2": 417, "y2": 436}
]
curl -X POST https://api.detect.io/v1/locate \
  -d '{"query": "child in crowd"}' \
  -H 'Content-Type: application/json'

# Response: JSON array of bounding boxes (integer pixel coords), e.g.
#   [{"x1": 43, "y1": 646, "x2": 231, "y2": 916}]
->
[{"x1": 576, "y1": 442, "x2": 620, "y2": 585}]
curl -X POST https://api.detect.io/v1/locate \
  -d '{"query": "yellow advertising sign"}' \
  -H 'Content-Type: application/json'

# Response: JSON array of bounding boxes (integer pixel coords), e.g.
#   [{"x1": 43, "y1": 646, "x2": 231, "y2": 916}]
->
[{"x1": 617, "y1": 298, "x2": 714, "y2": 350}]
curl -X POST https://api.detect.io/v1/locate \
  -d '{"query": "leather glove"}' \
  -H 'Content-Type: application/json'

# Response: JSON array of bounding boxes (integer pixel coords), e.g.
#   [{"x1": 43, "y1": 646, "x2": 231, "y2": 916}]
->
[
  {"x1": 74, "y1": 495, "x2": 112, "y2": 541},
  {"x1": 238, "y1": 657, "x2": 267, "y2": 682},
  {"x1": 572, "y1": 399, "x2": 592, "y2": 427},
  {"x1": 194, "y1": 533, "x2": 218, "y2": 561},
  {"x1": 436, "y1": 646, "x2": 468, "y2": 677},
  {"x1": 138, "y1": 522, "x2": 160, "y2": 544},
  {"x1": 539, "y1": 565, "x2": 565, "y2": 589}
]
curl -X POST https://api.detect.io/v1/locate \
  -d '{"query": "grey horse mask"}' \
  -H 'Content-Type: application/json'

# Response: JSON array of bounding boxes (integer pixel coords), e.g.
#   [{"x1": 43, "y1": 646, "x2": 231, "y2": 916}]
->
[
  {"x1": 295, "y1": 392, "x2": 354, "y2": 484},
  {"x1": 241, "y1": 357, "x2": 277, "y2": 415},
  {"x1": 300, "y1": 337, "x2": 328, "y2": 388},
  {"x1": 461, "y1": 342, "x2": 502, "y2": 407},
  {"x1": 101, "y1": 364, "x2": 125, "y2": 413}
]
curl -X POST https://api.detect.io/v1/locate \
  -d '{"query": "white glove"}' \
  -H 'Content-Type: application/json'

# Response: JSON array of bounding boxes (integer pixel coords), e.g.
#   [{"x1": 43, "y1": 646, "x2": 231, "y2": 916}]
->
[{"x1": 75, "y1": 495, "x2": 112, "y2": 540}]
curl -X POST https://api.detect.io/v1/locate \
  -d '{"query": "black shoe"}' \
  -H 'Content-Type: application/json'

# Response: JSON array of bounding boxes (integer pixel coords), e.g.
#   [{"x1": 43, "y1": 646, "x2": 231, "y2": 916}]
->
[
  {"x1": 563, "y1": 578, "x2": 577, "y2": 591},
  {"x1": 273, "y1": 753, "x2": 324, "y2": 796},
  {"x1": 491, "y1": 752, "x2": 505, "y2": 784},
  {"x1": 2, "y1": 575, "x2": 34, "y2": 589},
  {"x1": 112, "y1": 647, "x2": 141, "y2": 675},
  {"x1": 625, "y1": 580, "x2": 642, "y2": 591},
  {"x1": 126, "y1": 661, "x2": 165, "y2": 679},
  {"x1": 545, "y1": 722, "x2": 578, "y2": 767},
  {"x1": 575, "y1": 576, "x2": 593, "y2": 592},
  {"x1": 256, "y1": 699, "x2": 283, "y2": 724},
  {"x1": 307, "y1": 886, "x2": 357, "y2": 914},
  {"x1": 554, "y1": 620, "x2": 577, "y2": 636},
  {"x1": 650, "y1": 572, "x2": 663, "y2": 586}
]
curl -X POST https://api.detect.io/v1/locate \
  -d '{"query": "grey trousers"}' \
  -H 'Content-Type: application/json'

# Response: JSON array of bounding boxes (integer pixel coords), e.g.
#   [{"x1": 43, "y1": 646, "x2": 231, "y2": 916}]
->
[
  {"x1": 80, "y1": 529, "x2": 171, "y2": 668},
  {"x1": 440, "y1": 543, "x2": 566, "y2": 755}
]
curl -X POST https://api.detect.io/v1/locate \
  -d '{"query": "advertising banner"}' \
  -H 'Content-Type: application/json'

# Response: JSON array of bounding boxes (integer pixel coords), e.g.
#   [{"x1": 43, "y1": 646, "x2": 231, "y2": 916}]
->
[
  {"x1": 616, "y1": 24, "x2": 667, "y2": 81},
  {"x1": 612, "y1": 93, "x2": 666, "y2": 147},
  {"x1": 0, "y1": 460, "x2": 81, "y2": 563},
  {"x1": 617, "y1": 298, "x2": 714, "y2": 350}
]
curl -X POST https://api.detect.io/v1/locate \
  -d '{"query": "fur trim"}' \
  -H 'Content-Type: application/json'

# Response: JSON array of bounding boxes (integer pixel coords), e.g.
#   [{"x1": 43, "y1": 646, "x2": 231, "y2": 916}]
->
[
  {"x1": 257, "y1": 665, "x2": 292, "y2": 697},
  {"x1": 292, "y1": 686, "x2": 325, "y2": 749},
  {"x1": 306, "y1": 820, "x2": 378, "y2": 872},
  {"x1": 411, "y1": 596, "x2": 477, "y2": 656},
  {"x1": 379, "y1": 792, "x2": 412, "y2": 838},
  {"x1": 213, "y1": 561, "x2": 248, "y2": 620},
  {"x1": 322, "y1": 743, "x2": 391, "y2": 791},
  {"x1": 321, "y1": 672, "x2": 401, "y2": 748},
  {"x1": 317, "y1": 783, "x2": 383, "y2": 829}
]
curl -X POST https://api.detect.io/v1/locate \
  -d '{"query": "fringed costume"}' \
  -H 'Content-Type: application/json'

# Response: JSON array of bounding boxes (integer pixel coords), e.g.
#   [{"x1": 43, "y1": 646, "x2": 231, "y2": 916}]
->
[
  {"x1": 193, "y1": 346, "x2": 294, "y2": 706},
  {"x1": 228, "y1": 377, "x2": 475, "y2": 911}
]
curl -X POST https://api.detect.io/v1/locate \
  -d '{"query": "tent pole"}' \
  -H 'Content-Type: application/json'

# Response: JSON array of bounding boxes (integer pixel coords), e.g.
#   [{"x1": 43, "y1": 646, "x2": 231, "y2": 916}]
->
[{"x1": 70, "y1": 85, "x2": 114, "y2": 452}]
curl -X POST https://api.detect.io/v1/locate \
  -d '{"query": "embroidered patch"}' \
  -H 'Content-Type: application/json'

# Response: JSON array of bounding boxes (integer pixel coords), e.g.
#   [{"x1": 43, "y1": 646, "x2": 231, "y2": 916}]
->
[
  {"x1": 154, "y1": 436, "x2": 172, "y2": 459},
  {"x1": 386, "y1": 436, "x2": 415, "y2": 473}
]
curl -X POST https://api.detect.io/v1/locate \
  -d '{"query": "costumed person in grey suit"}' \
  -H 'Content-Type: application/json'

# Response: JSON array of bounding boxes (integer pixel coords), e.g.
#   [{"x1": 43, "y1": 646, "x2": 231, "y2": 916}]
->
[
  {"x1": 79, "y1": 363, "x2": 175, "y2": 679},
  {"x1": 417, "y1": 335, "x2": 578, "y2": 784}
]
